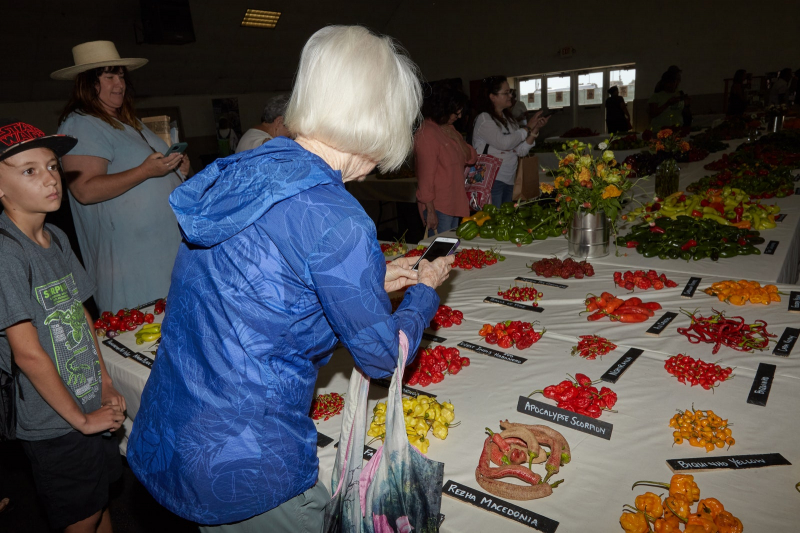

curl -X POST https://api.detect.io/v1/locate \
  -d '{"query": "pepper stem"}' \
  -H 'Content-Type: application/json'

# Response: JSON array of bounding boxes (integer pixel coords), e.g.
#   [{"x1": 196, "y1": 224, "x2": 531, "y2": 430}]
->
[
  {"x1": 527, "y1": 390, "x2": 544, "y2": 398},
  {"x1": 631, "y1": 480, "x2": 669, "y2": 491},
  {"x1": 549, "y1": 479, "x2": 564, "y2": 488},
  {"x1": 663, "y1": 499, "x2": 688, "y2": 524}
]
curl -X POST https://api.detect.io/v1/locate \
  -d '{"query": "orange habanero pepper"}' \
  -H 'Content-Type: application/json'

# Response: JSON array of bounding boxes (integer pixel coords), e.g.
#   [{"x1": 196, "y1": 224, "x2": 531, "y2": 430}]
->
[{"x1": 714, "y1": 511, "x2": 743, "y2": 533}]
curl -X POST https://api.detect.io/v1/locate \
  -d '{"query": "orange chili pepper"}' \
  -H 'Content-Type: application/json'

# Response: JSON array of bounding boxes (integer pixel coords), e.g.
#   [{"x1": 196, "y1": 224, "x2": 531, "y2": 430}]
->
[
  {"x1": 664, "y1": 493, "x2": 691, "y2": 522},
  {"x1": 619, "y1": 511, "x2": 650, "y2": 533},
  {"x1": 686, "y1": 512, "x2": 719, "y2": 532},
  {"x1": 654, "y1": 516, "x2": 682, "y2": 533},
  {"x1": 635, "y1": 492, "x2": 664, "y2": 518},
  {"x1": 714, "y1": 511, "x2": 743, "y2": 533}
]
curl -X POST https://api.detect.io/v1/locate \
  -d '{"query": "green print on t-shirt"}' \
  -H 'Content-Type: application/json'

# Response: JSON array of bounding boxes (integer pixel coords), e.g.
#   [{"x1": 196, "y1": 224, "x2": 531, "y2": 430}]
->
[{"x1": 36, "y1": 274, "x2": 101, "y2": 402}]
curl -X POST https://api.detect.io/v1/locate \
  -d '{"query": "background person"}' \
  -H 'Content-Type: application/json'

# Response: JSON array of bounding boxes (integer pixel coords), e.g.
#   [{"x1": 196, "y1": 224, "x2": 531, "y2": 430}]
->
[
  {"x1": 472, "y1": 76, "x2": 549, "y2": 207},
  {"x1": 415, "y1": 86, "x2": 477, "y2": 236},
  {"x1": 236, "y1": 94, "x2": 292, "y2": 152},
  {"x1": 127, "y1": 26, "x2": 453, "y2": 533},
  {"x1": 768, "y1": 67, "x2": 793, "y2": 105},
  {"x1": 728, "y1": 69, "x2": 749, "y2": 116},
  {"x1": 648, "y1": 70, "x2": 687, "y2": 130},
  {"x1": 605, "y1": 86, "x2": 632, "y2": 134},
  {"x1": 53, "y1": 41, "x2": 188, "y2": 314}
]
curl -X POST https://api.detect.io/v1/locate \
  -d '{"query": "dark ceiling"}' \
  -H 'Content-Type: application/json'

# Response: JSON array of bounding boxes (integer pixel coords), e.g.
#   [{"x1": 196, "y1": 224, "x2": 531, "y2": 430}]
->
[{"x1": 1, "y1": 0, "x2": 410, "y2": 102}]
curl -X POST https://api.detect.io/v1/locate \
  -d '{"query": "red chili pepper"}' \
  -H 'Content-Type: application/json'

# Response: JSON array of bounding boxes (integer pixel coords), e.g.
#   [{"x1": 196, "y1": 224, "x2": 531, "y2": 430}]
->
[
  {"x1": 691, "y1": 209, "x2": 703, "y2": 217},
  {"x1": 626, "y1": 240, "x2": 639, "y2": 248},
  {"x1": 680, "y1": 239, "x2": 698, "y2": 251},
  {"x1": 486, "y1": 428, "x2": 511, "y2": 453},
  {"x1": 574, "y1": 373, "x2": 592, "y2": 387},
  {"x1": 649, "y1": 226, "x2": 666, "y2": 234}
]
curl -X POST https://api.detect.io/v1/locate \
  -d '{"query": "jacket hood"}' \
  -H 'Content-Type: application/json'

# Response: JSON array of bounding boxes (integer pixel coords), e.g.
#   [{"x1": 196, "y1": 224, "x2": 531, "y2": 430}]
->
[{"x1": 169, "y1": 137, "x2": 342, "y2": 247}]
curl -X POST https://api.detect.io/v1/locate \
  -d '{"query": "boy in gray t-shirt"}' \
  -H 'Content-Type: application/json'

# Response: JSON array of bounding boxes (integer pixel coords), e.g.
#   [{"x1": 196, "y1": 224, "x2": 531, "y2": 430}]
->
[{"x1": 0, "y1": 119, "x2": 126, "y2": 531}]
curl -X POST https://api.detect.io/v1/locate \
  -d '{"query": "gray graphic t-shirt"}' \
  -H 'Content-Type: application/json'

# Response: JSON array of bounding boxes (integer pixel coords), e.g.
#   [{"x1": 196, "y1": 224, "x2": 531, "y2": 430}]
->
[{"x1": 0, "y1": 212, "x2": 101, "y2": 440}]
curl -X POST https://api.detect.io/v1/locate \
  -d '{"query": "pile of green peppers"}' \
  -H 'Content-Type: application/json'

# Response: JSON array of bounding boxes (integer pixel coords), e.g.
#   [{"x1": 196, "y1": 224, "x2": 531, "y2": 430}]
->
[
  {"x1": 617, "y1": 216, "x2": 765, "y2": 261},
  {"x1": 455, "y1": 202, "x2": 563, "y2": 245}
]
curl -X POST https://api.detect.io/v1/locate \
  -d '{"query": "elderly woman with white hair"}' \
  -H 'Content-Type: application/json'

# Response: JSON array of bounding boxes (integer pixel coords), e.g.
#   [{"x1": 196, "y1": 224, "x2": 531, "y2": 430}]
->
[{"x1": 126, "y1": 25, "x2": 453, "y2": 532}]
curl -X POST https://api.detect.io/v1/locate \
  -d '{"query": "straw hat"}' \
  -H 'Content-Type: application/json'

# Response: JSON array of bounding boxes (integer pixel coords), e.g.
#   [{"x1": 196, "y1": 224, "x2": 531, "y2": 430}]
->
[{"x1": 50, "y1": 41, "x2": 148, "y2": 80}]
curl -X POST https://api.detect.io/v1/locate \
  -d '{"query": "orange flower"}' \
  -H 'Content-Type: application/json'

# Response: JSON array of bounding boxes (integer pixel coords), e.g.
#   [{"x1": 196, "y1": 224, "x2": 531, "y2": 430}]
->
[
  {"x1": 681, "y1": 142, "x2": 690, "y2": 152},
  {"x1": 602, "y1": 184, "x2": 622, "y2": 199},
  {"x1": 540, "y1": 183, "x2": 555, "y2": 194},
  {"x1": 559, "y1": 153, "x2": 576, "y2": 167},
  {"x1": 657, "y1": 128, "x2": 673, "y2": 139},
  {"x1": 578, "y1": 167, "x2": 592, "y2": 181},
  {"x1": 655, "y1": 142, "x2": 665, "y2": 152}
]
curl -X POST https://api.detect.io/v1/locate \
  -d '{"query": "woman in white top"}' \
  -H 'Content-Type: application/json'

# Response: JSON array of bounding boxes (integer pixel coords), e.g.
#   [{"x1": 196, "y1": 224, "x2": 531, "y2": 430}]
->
[{"x1": 472, "y1": 76, "x2": 549, "y2": 207}]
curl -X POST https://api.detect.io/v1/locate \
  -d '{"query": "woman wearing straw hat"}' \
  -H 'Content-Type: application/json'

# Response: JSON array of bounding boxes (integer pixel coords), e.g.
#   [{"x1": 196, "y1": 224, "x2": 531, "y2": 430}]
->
[{"x1": 53, "y1": 41, "x2": 189, "y2": 313}]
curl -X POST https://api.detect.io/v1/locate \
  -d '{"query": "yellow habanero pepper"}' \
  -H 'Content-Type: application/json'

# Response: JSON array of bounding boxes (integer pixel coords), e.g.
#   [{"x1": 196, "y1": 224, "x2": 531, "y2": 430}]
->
[
  {"x1": 619, "y1": 511, "x2": 649, "y2": 533},
  {"x1": 686, "y1": 512, "x2": 719, "y2": 532},
  {"x1": 713, "y1": 511, "x2": 743, "y2": 533},
  {"x1": 664, "y1": 493, "x2": 691, "y2": 521},
  {"x1": 635, "y1": 492, "x2": 664, "y2": 518},
  {"x1": 697, "y1": 498, "x2": 724, "y2": 520},
  {"x1": 654, "y1": 515, "x2": 682, "y2": 533}
]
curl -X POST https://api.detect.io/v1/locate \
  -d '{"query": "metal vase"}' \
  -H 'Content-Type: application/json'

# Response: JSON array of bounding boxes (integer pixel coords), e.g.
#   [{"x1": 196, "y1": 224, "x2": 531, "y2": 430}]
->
[
  {"x1": 567, "y1": 209, "x2": 610, "y2": 259},
  {"x1": 768, "y1": 114, "x2": 784, "y2": 133}
]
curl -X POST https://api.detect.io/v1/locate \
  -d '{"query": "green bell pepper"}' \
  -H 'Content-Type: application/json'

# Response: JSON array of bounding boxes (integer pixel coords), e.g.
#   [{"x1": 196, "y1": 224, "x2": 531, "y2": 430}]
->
[
  {"x1": 482, "y1": 204, "x2": 499, "y2": 215},
  {"x1": 495, "y1": 227, "x2": 510, "y2": 241},
  {"x1": 479, "y1": 226, "x2": 497, "y2": 239}
]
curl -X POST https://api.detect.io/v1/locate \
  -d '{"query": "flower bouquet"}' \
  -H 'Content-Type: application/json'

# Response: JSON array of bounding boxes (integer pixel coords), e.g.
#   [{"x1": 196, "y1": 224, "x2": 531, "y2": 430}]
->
[{"x1": 540, "y1": 139, "x2": 634, "y2": 257}]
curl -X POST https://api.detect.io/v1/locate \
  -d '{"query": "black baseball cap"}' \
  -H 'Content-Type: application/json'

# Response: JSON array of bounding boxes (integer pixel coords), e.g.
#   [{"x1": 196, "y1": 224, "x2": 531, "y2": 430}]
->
[{"x1": 0, "y1": 119, "x2": 77, "y2": 163}]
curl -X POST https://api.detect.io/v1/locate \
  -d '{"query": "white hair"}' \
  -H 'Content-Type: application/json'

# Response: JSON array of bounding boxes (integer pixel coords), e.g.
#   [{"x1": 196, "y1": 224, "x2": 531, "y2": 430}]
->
[{"x1": 285, "y1": 26, "x2": 421, "y2": 172}]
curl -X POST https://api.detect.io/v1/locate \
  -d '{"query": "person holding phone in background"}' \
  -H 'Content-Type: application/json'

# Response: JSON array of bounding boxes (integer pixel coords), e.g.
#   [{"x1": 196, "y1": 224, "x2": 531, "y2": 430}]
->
[
  {"x1": 53, "y1": 41, "x2": 190, "y2": 312},
  {"x1": 472, "y1": 76, "x2": 549, "y2": 207},
  {"x1": 648, "y1": 69, "x2": 688, "y2": 130}
]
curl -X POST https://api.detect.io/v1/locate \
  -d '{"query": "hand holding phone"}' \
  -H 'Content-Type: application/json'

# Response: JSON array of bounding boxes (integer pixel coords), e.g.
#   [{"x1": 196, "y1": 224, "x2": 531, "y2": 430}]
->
[
  {"x1": 412, "y1": 237, "x2": 460, "y2": 271},
  {"x1": 164, "y1": 142, "x2": 188, "y2": 156}
]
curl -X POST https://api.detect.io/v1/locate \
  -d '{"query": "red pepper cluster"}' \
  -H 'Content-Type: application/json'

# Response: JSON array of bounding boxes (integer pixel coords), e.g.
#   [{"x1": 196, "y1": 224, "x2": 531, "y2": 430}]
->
[
  {"x1": 585, "y1": 292, "x2": 661, "y2": 323},
  {"x1": 430, "y1": 305, "x2": 463, "y2": 329},
  {"x1": 571, "y1": 335, "x2": 616, "y2": 360},
  {"x1": 613, "y1": 269, "x2": 678, "y2": 291},
  {"x1": 94, "y1": 305, "x2": 160, "y2": 338},
  {"x1": 452, "y1": 248, "x2": 504, "y2": 269},
  {"x1": 529, "y1": 257, "x2": 595, "y2": 279},
  {"x1": 664, "y1": 354, "x2": 734, "y2": 390},
  {"x1": 677, "y1": 309, "x2": 775, "y2": 354},
  {"x1": 533, "y1": 374, "x2": 617, "y2": 419},
  {"x1": 404, "y1": 246, "x2": 427, "y2": 258},
  {"x1": 405, "y1": 346, "x2": 470, "y2": 387},
  {"x1": 497, "y1": 284, "x2": 542, "y2": 304},
  {"x1": 478, "y1": 321, "x2": 545, "y2": 350},
  {"x1": 310, "y1": 392, "x2": 345, "y2": 420}
]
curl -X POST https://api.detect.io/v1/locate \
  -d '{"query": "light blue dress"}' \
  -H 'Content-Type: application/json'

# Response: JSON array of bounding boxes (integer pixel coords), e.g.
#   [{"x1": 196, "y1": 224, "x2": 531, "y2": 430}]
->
[{"x1": 58, "y1": 113, "x2": 183, "y2": 312}]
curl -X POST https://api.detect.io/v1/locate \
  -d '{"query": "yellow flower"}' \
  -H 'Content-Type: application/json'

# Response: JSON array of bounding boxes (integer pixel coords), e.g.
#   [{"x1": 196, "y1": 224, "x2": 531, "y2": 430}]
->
[
  {"x1": 554, "y1": 176, "x2": 565, "y2": 188},
  {"x1": 657, "y1": 128, "x2": 673, "y2": 139},
  {"x1": 540, "y1": 183, "x2": 555, "y2": 194},
  {"x1": 602, "y1": 184, "x2": 622, "y2": 199},
  {"x1": 559, "y1": 153, "x2": 576, "y2": 167},
  {"x1": 579, "y1": 155, "x2": 593, "y2": 167},
  {"x1": 602, "y1": 150, "x2": 615, "y2": 162},
  {"x1": 578, "y1": 167, "x2": 592, "y2": 181}
]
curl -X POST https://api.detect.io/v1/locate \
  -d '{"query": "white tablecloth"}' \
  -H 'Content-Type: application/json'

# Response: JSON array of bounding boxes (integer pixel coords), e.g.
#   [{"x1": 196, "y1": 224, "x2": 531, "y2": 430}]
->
[{"x1": 100, "y1": 141, "x2": 800, "y2": 531}]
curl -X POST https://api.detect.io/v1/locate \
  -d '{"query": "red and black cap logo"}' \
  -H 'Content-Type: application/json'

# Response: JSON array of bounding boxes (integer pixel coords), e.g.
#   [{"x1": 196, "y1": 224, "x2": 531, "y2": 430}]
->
[{"x1": 0, "y1": 119, "x2": 77, "y2": 162}]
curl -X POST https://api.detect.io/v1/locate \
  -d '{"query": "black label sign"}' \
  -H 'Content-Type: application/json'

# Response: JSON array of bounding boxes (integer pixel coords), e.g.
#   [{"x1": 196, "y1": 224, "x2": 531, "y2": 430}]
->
[
  {"x1": 775, "y1": 214, "x2": 787, "y2": 222},
  {"x1": 317, "y1": 432, "x2": 334, "y2": 448},
  {"x1": 129, "y1": 351, "x2": 154, "y2": 369},
  {"x1": 788, "y1": 291, "x2": 800, "y2": 313},
  {"x1": 102, "y1": 338, "x2": 136, "y2": 358},
  {"x1": 136, "y1": 298, "x2": 163, "y2": 310},
  {"x1": 484, "y1": 296, "x2": 543, "y2": 313},
  {"x1": 646, "y1": 312, "x2": 678, "y2": 336},
  {"x1": 747, "y1": 363, "x2": 776, "y2": 406},
  {"x1": 681, "y1": 277, "x2": 701, "y2": 298},
  {"x1": 516, "y1": 396, "x2": 612, "y2": 440},
  {"x1": 372, "y1": 378, "x2": 436, "y2": 398},
  {"x1": 667, "y1": 453, "x2": 791, "y2": 472},
  {"x1": 600, "y1": 348, "x2": 644, "y2": 383},
  {"x1": 515, "y1": 277, "x2": 568, "y2": 289},
  {"x1": 764, "y1": 241, "x2": 779, "y2": 255},
  {"x1": 442, "y1": 480, "x2": 559, "y2": 532},
  {"x1": 422, "y1": 332, "x2": 446, "y2": 343},
  {"x1": 772, "y1": 327, "x2": 799, "y2": 357},
  {"x1": 333, "y1": 443, "x2": 377, "y2": 461},
  {"x1": 458, "y1": 341, "x2": 527, "y2": 364}
]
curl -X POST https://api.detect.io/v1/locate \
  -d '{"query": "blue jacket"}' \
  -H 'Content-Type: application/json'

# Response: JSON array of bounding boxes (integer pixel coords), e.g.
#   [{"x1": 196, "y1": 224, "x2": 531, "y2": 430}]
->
[{"x1": 126, "y1": 138, "x2": 439, "y2": 524}]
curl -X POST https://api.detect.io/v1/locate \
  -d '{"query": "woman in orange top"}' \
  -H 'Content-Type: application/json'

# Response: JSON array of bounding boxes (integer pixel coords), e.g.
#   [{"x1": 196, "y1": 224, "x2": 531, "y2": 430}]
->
[{"x1": 415, "y1": 86, "x2": 478, "y2": 236}]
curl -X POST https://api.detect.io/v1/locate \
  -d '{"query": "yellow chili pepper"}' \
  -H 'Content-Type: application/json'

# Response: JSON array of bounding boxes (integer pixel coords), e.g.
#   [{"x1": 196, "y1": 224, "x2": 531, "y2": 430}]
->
[
  {"x1": 713, "y1": 511, "x2": 743, "y2": 533},
  {"x1": 635, "y1": 492, "x2": 664, "y2": 518},
  {"x1": 654, "y1": 516, "x2": 682, "y2": 533},
  {"x1": 686, "y1": 512, "x2": 719, "y2": 532},
  {"x1": 697, "y1": 498, "x2": 724, "y2": 520},
  {"x1": 619, "y1": 511, "x2": 650, "y2": 533},
  {"x1": 664, "y1": 493, "x2": 691, "y2": 521}
]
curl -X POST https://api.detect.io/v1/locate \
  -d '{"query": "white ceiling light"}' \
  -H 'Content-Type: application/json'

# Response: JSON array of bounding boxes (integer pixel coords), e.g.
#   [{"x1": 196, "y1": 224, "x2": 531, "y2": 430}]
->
[{"x1": 241, "y1": 9, "x2": 281, "y2": 28}]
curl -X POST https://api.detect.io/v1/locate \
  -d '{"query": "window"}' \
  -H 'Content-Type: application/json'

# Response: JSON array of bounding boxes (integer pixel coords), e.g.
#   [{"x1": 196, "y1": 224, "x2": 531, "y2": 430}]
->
[
  {"x1": 547, "y1": 75, "x2": 571, "y2": 108},
  {"x1": 578, "y1": 72, "x2": 604, "y2": 106},
  {"x1": 518, "y1": 78, "x2": 543, "y2": 110},
  {"x1": 609, "y1": 68, "x2": 636, "y2": 102}
]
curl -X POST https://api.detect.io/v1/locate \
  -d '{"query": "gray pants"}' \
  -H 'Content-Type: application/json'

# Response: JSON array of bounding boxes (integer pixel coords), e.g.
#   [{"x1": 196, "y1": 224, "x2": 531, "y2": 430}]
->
[{"x1": 199, "y1": 482, "x2": 330, "y2": 533}]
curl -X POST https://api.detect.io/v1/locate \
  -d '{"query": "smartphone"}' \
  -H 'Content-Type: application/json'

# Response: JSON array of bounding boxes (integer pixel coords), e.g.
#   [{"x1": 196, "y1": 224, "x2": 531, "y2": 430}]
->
[
  {"x1": 164, "y1": 142, "x2": 188, "y2": 156},
  {"x1": 412, "y1": 237, "x2": 460, "y2": 271},
  {"x1": 541, "y1": 108, "x2": 562, "y2": 118}
]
